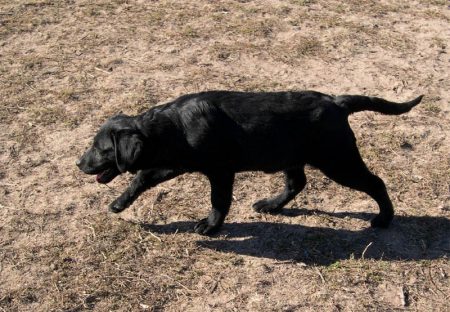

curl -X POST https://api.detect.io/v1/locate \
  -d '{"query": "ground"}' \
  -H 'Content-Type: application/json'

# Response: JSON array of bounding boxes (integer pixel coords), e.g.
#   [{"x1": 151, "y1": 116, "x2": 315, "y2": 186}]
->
[{"x1": 0, "y1": 0, "x2": 449, "y2": 311}]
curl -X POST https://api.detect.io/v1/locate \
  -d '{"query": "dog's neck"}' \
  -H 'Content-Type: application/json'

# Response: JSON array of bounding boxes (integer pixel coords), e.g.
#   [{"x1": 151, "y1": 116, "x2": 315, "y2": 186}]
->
[{"x1": 133, "y1": 110, "x2": 192, "y2": 171}]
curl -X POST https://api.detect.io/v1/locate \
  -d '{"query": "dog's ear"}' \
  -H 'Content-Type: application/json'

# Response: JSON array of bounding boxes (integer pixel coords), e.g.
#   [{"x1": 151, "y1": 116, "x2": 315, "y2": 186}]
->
[
  {"x1": 112, "y1": 130, "x2": 143, "y2": 173},
  {"x1": 110, "y1": 112, "x2": 126, "y2": 120}
]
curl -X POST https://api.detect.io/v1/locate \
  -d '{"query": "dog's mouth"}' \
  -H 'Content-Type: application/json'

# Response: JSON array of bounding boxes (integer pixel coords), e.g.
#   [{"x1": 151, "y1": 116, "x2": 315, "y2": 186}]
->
[{"x1": 96, "y1": 167, "x2": 120, "y2": 184}]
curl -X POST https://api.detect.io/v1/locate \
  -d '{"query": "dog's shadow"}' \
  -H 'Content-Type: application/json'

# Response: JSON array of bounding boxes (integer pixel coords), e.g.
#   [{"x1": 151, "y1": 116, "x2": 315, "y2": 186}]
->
[{"x1": 140, "y1": 208, "x2": 450, "y2": 265}]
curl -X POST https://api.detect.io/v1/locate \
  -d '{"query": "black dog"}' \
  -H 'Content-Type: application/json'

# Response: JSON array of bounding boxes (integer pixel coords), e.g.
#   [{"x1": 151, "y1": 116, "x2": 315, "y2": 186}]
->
[{"x1": 77, "y1": 91, "x2": 423, "y2": 235}]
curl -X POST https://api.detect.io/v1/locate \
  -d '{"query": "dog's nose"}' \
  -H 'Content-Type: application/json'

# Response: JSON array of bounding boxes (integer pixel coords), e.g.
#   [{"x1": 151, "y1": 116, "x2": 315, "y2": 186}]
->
[{"x1": 76, "y1": 159, "x2": 82, "y2": 168}]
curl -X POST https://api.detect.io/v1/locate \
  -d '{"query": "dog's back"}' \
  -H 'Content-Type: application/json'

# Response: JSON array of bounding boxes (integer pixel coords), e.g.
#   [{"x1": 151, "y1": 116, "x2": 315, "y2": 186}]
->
[{"x1": 160, "y1": 91, "x2": 355, "y2": 172}]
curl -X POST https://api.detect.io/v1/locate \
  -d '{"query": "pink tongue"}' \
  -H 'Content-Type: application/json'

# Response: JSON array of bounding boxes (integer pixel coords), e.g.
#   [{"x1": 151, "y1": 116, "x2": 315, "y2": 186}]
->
[{"x1": 96, "y1": 172, "x2": 103, "y2": 182}]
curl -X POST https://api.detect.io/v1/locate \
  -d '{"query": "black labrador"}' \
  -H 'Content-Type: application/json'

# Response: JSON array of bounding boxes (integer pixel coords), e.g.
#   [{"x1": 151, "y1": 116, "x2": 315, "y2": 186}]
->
[{"x1": 77, "y1": 91, "x2": 423, "y2": 235}]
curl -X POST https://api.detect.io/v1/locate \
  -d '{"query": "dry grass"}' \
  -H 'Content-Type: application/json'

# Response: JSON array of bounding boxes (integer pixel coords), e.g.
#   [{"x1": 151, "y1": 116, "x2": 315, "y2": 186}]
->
[{"x1": 0, "y1": 0, "x2": 449, "y2": 311}]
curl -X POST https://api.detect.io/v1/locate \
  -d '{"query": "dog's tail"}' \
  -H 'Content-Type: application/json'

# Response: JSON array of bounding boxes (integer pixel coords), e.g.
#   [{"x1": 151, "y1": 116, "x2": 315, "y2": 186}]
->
[{"x1": 335, "y1": 94, "x2": 424, "y2": 115}]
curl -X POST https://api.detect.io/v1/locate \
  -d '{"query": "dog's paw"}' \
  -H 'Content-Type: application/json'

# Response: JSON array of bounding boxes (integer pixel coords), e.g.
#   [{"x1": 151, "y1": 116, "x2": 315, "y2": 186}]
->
[
  {"x1": 194, "y1": 218, "x2": 221, "y2": 235},
  {"x1": 370, "y1": 214, "x2": 393, "y2": 228},
  {"x1": 253, "y1": 199, "x2": 283, "y2": 214},
  {"x1": 108, "y1": 200, "x2": 127, "y2": 213}
]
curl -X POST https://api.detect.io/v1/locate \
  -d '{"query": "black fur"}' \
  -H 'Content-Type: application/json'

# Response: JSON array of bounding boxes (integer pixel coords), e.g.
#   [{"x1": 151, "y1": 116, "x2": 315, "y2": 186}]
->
[{"x1": 77, "y1": 90, "x2": 423, "y2": 235}]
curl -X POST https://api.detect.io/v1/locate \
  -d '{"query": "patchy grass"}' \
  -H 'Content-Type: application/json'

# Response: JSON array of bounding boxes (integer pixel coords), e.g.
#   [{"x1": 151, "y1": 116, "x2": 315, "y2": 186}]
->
[{"x1": 0, "y1": 0, "x2": 449, "y2": 311}]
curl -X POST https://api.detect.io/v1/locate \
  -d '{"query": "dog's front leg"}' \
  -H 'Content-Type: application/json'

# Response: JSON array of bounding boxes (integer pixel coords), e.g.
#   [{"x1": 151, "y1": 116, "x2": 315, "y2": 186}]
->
[
  {"x1": 109, "y1": 169, "x2": 182, "y2": 213},
  {"x1": 194, "y1": 171, "x2": 235, "y2": 235}
]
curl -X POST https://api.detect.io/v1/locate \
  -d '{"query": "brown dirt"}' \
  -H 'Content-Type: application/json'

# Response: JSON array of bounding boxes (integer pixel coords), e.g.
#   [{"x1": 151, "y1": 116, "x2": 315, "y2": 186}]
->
[{"x1": 1, "y1": 0, "x2": 449, "y2": 311}]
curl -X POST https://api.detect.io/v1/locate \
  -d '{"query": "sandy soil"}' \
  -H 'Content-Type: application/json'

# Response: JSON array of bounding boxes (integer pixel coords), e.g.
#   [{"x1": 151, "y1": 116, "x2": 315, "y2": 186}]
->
[{"x1": 0, "y1": 0, "x2": 449, "y2": 311}]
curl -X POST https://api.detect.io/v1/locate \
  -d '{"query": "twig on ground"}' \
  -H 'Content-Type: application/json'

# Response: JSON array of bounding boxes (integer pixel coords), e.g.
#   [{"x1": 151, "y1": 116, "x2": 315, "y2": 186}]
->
[
  {"x1": 148, "y1": 230, "x2": 162, "y2": 242},
  {"x1": 94, "y1": 67, "x2": 111, "y2": 74},
  {"x1": 103, "y1": 184, "x2": 121, "y2": 195},
  {"x1": 123, "y1": 57, "x2": 140, "y2": 63},
  {"x1": 104, "y1": 275, "x2": 151, "y2": 286},
  {"x1": 315, "y1": 267, "x2": 325, "y2": 284},
  {"x1": 361, "y1": 242, "x2": 373, "y2": 260},
  {"x1": 428, "y1": 267, "x2": 446, "y2": 295},
  {"x1": 160, "y1": 274, "x2": 195, "y2": 292}
]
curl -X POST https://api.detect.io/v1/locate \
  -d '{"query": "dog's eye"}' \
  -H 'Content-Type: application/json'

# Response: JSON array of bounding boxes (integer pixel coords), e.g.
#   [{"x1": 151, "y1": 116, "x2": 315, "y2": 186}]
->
[
  {"x1": 92, "y1": 145, "x2": 106, "y2": 156},
  {"x1": 93, "y1": 142, "x2": 109, "y2": 154},
  {"x1": 96, "y1": 148, "x2": 105, "y2": 155},
  {"x1": 98, "y1": 148, "x2": 112, "y2": 156}
]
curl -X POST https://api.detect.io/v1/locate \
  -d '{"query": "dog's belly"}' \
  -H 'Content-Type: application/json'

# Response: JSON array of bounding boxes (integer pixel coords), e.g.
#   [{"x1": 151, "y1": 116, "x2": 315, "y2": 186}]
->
[
  {"x1": 200, "y1": 138, "x2": 308, "y2": 173},
  {"x1": 237, "y1": 147, "x2": 305, "y2": 172}
]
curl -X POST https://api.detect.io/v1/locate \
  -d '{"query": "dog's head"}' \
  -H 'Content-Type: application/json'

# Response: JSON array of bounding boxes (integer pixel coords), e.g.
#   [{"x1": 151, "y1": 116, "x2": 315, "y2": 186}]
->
[{"x1": 76, "y1": 114, "x2": 144, "y2": 183}]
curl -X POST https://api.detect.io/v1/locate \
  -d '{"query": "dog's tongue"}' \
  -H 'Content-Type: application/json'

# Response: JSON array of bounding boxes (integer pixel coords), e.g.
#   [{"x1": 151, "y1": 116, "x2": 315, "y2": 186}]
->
[
  {"x1": 95, "y1": 168, "x2": 119, "y2": 184},
  {"x1": 96, "y1": 172, "x2": 105, "y2": 183}
]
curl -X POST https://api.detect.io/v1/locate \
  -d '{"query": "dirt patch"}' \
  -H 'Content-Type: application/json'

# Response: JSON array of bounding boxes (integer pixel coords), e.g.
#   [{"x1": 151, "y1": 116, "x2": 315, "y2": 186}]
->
[{"x1": 0, "y1": 0, "x2": 449, "y2": 311}]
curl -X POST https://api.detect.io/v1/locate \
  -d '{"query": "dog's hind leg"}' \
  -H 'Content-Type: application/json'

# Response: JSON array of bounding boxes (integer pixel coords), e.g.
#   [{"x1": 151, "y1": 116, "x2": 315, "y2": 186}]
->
[
  {"x1": 194, "y1": 171, "x2": 235, "y2": 235},
  {"x1": 253, "y1": 167, "x2": 306, "y2": 214},
  {"x1": 315, "y1": 143, "x2": 394, "y2": 228},
  {"x1": 109, "y1": 169, "x2": 182, "y2": 213}
]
